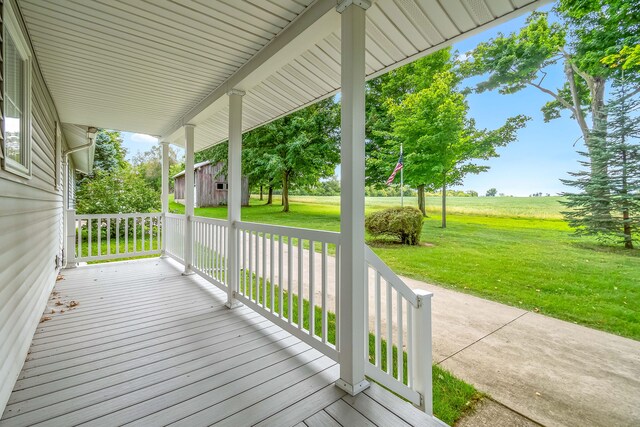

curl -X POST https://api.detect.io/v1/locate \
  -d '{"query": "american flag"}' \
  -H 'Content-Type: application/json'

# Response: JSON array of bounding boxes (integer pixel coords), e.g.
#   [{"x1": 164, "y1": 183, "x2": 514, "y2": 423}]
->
[{"x1": 386, "y1": 154, "x2": 404, "y2": 185}]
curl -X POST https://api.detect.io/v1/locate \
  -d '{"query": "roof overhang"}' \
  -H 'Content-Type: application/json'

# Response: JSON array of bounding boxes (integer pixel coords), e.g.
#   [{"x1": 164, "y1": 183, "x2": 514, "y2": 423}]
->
[{"x1": 19, "y1": 0, "x2": 550, "y2": 153}]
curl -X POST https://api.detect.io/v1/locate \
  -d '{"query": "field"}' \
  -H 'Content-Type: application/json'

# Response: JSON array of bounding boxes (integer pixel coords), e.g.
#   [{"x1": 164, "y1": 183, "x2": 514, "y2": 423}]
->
[{"x1": 170, "y1": 195, "x2": 640, "y2": 341}]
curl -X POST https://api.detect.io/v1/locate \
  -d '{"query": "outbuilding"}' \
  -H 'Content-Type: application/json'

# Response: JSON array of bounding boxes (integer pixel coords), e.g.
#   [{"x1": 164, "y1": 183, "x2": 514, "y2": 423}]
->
[{"x1": 173, "y1": 160, "x2": 249, "y2": 207}]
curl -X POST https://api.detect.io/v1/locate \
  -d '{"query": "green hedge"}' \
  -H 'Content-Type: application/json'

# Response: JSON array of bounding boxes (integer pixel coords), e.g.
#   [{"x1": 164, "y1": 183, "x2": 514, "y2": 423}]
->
[{"x1": 365, "y1": 207, "x2": 423, "y2": 245}]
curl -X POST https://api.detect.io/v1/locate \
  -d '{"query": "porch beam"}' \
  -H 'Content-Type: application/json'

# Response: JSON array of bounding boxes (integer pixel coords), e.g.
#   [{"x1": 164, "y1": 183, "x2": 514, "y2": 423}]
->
[
  {"x1": 226, "y1": 89, "x2": 245, "y2": 309},
  {"x1": 183, "y1": 125, "x2": 195, "y2": 275},
  {"x1": 160, "y1": 140, "x2": 170, "y2": 257},
  {"x1": 336, "y1": 0, "x2": 370, "y2": 396}
]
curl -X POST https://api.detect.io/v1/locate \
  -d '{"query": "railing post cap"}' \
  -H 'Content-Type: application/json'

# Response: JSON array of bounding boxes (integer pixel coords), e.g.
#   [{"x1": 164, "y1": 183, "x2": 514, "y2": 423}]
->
[{"x1": 414, "y1": 289, "x2": 433, "y2": 300}]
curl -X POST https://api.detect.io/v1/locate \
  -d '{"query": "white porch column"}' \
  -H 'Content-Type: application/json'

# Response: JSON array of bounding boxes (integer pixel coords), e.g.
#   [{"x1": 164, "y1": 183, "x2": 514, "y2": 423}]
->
[
  {"x1": 336, "y1": 0, "x2": 370, "y2": 396},
  {"x1": 183, "y1": 125, "x2": 195, "y2": 275},
  {"x1": 226, "y1": 89, "x2": 245, "y2": 309},
  {"x1": 160, "y1": 141, "x2": 170, "y2": 257}
]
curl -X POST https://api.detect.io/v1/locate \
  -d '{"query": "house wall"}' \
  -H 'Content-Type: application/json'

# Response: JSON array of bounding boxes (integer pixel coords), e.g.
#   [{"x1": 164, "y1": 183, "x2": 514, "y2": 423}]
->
[{"x1": 0, "y1": 0, "x2": 68, "y2": 413}]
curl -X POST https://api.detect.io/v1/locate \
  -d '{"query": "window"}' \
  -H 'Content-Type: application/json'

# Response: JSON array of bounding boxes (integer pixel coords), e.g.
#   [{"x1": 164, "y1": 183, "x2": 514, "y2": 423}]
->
[
  {"x1": 216, "y1": 182, "x2": 227, "y2": 190},
  {"x1": 2, "y1": 1, "x2": 32, "y2": 178}
]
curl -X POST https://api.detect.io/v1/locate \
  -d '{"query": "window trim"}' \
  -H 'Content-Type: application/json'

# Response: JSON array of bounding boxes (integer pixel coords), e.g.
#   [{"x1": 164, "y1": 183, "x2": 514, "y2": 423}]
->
[{"x1": 2, "y1": 0, "x2": 32, "y2": 179}]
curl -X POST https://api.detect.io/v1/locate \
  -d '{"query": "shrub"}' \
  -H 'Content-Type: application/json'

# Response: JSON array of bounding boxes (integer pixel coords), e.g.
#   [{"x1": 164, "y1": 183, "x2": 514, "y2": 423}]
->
[{"x1": 365, "y1": 207, "x2": 423, "y2": 245}]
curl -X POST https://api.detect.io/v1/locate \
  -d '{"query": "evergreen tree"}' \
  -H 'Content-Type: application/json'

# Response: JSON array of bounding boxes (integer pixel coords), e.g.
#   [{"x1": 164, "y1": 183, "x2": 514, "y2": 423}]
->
[{"x1": 562, "y1": 80, "x2": 640, "y2": 248}]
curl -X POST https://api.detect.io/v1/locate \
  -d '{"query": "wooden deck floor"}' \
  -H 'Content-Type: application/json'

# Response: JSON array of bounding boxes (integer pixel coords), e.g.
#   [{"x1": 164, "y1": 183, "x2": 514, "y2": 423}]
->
[{"x1": 0, "y1": 258, "x2": 442, "y2": 427}]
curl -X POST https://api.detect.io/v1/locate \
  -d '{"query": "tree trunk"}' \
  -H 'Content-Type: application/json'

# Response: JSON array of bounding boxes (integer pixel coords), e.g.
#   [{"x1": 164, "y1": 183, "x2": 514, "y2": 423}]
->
[
  {"x1": 259, "y1": 185, "x2": 263, "y2": 201},
  {"x1": 441, "y1": 182, "x2": 447, "y2": 229},
  {"x1": 267, "y1": 186, "x2": 273, "y2": 205},
  {"x1": 417, "y1": 185, "x2": 426, "y2": 216},
  {"x1": 623, "y1": 209, "x2": 633, "y2": 249},
  {"x1": 282, "y1": 172, "x2": 290, "y2": 212}
]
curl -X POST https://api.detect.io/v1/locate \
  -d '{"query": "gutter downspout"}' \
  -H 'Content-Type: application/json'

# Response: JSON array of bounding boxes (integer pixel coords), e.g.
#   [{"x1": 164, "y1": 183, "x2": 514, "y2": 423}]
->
[{"x1": 62, "y1": 127, "x2": 97, "y2": 268}]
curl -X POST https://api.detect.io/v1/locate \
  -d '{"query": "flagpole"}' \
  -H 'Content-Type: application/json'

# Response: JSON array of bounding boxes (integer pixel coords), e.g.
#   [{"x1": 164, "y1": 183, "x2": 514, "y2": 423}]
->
[{"x1": 400, "y1": 143, "x2": 404, "y2": 207}]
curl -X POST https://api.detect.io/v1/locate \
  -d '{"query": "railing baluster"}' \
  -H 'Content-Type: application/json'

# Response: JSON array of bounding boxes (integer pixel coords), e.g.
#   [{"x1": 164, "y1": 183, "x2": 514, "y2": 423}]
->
[
  {"x1": 106, "y1": 218, "x2": 110, "y2": 255},
  {"x1": 249, "y1": 230, "x2": 254, "y2": 301},
  {"x1": 297, "y1": 237, "x2": 303, "y2": 330},
  {"x1": 278, "y1": 235, "x2": 283, "y2": 318},
  {"x1": 386, "y1": 280, "x2": 393, "y2": 375},
  {"x1": 309, "y1": 239, "x2": 315, "y2": 337},
  {"x1": 270, "y1": 233, "x2": 275, "y2": 313},
  {"x1": 125, "y1": 218, "x2": 129, "y2": 254},
  {"x1": 141, "y1": 216, "x2": 145, "y2": 252},
  {"x1": 149, "y1": 216, "x2": 153, "y2": 251},
  {"x1": 116, "y1": 218, "x2": 120, "y2": 255},
  {"x1": 407, "y1": 304, "x2": 413, "y2": 388},
  {"x1": 288, "y1": 236, "x2": 293, "y2": 324},
  {"x1": 133, "y1": 217, "x2": 137, "y2": 253},
  {"x1": 77, "y1": 218, "x2": 82, "y2": 259},
  {"x1": 365, "y1": 261, "x2": 369, "y2": 357},
  {"x1": 262, "y1": 232, "x2": 267, "y2": 309},
  {"x1": 97, "y1": 218, "x2": 101, "y2": 256},
  {"x1": 375, "y1": 271, "x2": 381, "y2": 368},
  {"x1": 322, "y1": 242, "x2": 328, "y2": 343},
  {"x1": 88, "y1": 218, "x2": 92, "y2": 258},
  {"x1": 397, "y1": 290, "x2": 403, "y2": 382},
  {"x1": 157, "y1": 215, "x2": 161, "y2": 254}
]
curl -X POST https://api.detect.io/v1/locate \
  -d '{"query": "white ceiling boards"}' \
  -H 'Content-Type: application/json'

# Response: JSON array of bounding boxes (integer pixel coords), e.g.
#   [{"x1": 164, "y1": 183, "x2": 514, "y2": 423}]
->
[{"x1": 19, "y1": 0, "x2": 547, "y2": 151}]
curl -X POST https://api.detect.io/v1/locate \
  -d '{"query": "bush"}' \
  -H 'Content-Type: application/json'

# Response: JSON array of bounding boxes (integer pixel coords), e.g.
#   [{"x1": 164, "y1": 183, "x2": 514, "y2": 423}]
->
[{"x1": 365, "y1": 207, "x2": 423, "y2": 245}]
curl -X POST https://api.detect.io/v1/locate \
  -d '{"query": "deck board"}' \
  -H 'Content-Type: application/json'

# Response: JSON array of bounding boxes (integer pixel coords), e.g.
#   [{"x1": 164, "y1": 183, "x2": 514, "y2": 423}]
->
[{"x1": 0, "y1": 258, "x2": 443, "y2": 427}]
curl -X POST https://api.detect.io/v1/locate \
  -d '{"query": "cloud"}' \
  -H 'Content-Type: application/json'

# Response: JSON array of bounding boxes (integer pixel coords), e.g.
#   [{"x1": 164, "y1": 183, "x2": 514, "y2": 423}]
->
[{"x1": 130, "y1": 133, "x2": 158, "y2": 144}]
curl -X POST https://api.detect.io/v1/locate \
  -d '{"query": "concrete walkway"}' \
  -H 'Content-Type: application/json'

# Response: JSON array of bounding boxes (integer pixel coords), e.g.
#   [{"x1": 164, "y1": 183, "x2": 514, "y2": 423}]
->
[{"x1": 403, "y1": 276, "x2": 640, "y2": 427}]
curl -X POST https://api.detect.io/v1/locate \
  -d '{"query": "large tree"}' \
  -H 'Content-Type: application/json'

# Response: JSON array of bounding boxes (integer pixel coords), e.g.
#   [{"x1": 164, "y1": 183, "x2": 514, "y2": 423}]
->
[
  {"x1": 365, "y1": 49, "x2": 452, "y2": 193},
  {"x1": 461, "y1": 1, "x2": 640, "y2": 200},
  {"x1": 389, "y1": 69, "x2": 527, "y2": 227},
  {"x1": 562, "y1": 79, "x2": 640, "y2": 248},
  {"x1": 243, "y1": 98, "x2": 340, "y2": 212}
]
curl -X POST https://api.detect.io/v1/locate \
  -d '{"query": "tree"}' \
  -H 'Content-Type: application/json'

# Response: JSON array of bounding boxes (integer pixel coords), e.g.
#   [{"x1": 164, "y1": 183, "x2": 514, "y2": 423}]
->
[
  {"x1": 92, "y1": 129, "x2": 127, "y2": 173},
  {"x1": 133, "y1": 144, "x2": 180, "y2": 192},
  {"x1": 76, "y1": 168, "x2": 159, "y2": 215},
  {"x1": 461, "y1": 2, "x2": 640, "y2": 207},
  {"x1": 486, "y1": 188, "x2": 498, "y2": 197},
  {"x1": 365, "y1": 49, "x2": 452, "y2": 206},
  {"x1": 243, "y1": 98, "x2": 340, "y2": 212},
  {"x1": 561, "y1": 80, "x2": 640, "y2": 248},
  {"x1": 388, "y1": 69, "x2": 528, "y2": 227},
  {"x1": 77, "y1": 129, "x2": 161, "y2": 215}
]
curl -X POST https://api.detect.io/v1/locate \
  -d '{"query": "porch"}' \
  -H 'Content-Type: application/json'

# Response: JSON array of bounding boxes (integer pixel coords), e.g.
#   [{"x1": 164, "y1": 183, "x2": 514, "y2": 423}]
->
[{"x1": 0, "y1": 257, "x2": 440, "y2": 427}]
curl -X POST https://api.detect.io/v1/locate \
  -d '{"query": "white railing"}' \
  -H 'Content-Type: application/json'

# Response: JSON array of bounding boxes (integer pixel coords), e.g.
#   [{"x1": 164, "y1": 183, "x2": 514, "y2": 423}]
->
[
  {"x1": 234, "y1": 221, "x2": 341, "y2": 361},
  {"x1": 364, "y1": 245, "x2": 433, "y2": 413},
  {"x1": 191, "y1": 216, "x2": 228, "y2": 287},
  {"x1": 65, "y1": 209, "x2": 433, "y2": 413},
  {"x1": 165, "y1": 213, "x2": 185, "y2": 262},
  {"x1": 69, "y1": 210, "x2": 162, "y2": 263}
]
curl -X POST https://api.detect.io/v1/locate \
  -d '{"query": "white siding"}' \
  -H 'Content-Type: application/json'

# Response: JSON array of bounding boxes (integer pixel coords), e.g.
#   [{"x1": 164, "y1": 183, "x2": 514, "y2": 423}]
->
[{"x1": 0, "y1": 0, "x2": 65, "y2": 413}]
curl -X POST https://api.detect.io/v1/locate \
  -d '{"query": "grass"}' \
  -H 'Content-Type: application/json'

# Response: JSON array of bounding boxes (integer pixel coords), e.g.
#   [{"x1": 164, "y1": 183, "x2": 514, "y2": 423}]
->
[
  {"x1": 171, "y1": 194, "x2": 640, "y2": 341},
  {"x1": 77, "y1": 225, "x2": 160, "y2": 264},
  {"x1": 238, "y1": 270, "x2": 479, "y2": 425}
]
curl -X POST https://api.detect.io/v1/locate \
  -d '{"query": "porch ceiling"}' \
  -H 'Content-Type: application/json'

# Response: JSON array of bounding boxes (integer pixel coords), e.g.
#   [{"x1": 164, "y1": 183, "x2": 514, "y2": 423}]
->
[{"x1": 19, "y1": 0, "x2": 547, "y2": 151}]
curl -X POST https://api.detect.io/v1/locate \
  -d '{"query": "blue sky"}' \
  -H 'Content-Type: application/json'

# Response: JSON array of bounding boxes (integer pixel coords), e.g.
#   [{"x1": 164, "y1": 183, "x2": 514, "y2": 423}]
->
[{"x1": 122, "y1": 3, "x2": 582, "y2": 196}]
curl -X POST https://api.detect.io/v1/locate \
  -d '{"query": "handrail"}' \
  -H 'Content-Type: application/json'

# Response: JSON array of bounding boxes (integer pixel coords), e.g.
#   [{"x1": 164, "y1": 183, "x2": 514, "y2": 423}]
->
[
  {"x1": 75, "y1": 212, "x2": 162, "y2": 220},
  {"x1": 365, "y1": 245, "x2": 422, "y2": 307},
  {"x1": 192, "y1": 215, "x2": 229, "y2": 226},
  {"x1": 235, "y1": 220, "x2": 341, "y2": 245}
]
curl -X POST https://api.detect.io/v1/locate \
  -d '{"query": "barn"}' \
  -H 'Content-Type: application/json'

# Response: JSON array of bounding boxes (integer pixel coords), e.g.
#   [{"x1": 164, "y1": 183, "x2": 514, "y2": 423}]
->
[{"x1": 173, "y1": 161, "x2": 249, "y2": 207}]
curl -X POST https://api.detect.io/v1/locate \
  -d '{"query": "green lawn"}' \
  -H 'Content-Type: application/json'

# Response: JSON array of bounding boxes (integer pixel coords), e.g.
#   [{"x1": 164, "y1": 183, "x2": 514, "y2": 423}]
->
[{"x1": 171, "y1": 194, "x2": 640, "y2": 341}]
